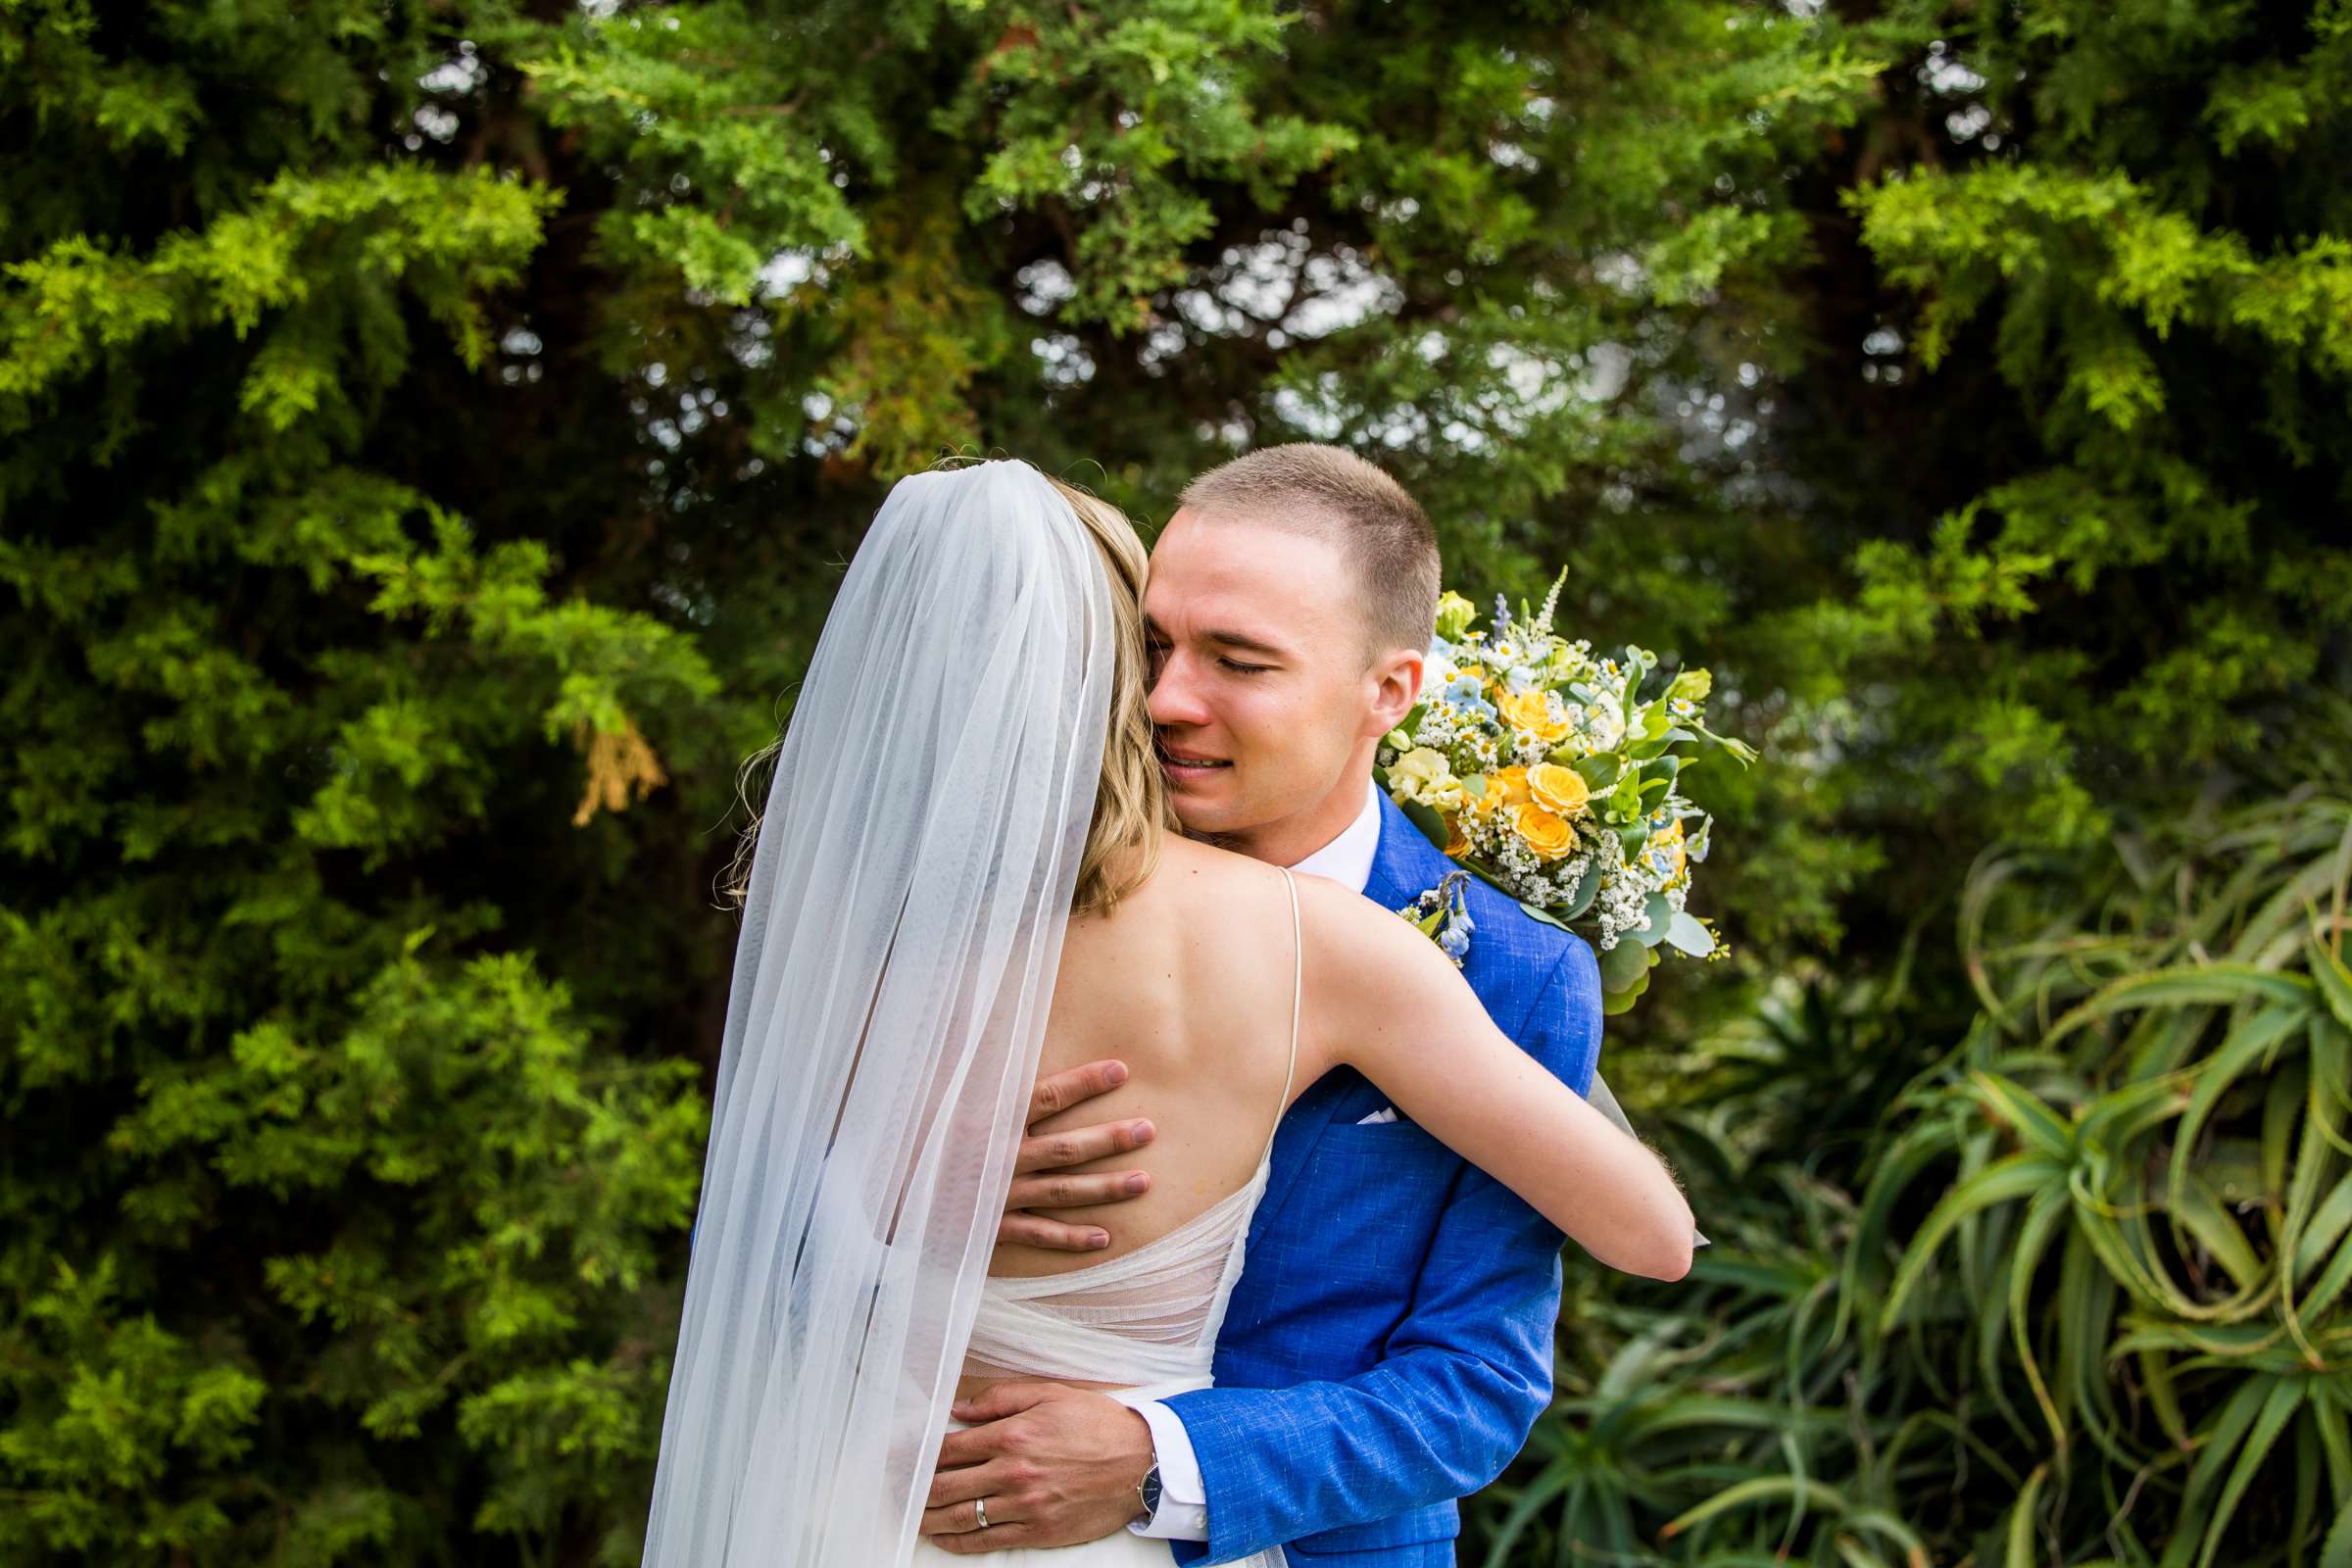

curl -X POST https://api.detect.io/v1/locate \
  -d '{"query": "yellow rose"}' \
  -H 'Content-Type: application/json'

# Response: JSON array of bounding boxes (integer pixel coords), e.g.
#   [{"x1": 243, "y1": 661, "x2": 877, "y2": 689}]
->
[
  {"x1": 1496, "y1": 688, "x2": 1572, "y2": 744},
  {"x1": 1387, "y1": 747, "x2": 1453, "y2": 805},
  {"x1": 1528, "y1": 762, "x2": 1591, "y2": 817},
  {"x1": 1512, "y1": 804, "x2": 1577, "y2": 860},
  {"x1": 1491, "y1": 765, "x2": 1532, "y2": 808},
  {"x1": 1444, "y1": 815, "x2": 1472, "y2": 858}
]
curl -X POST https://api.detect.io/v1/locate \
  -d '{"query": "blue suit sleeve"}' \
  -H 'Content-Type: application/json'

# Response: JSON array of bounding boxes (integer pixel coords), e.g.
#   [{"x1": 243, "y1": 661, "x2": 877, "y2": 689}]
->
[{"x1": 1162, "y1": 938, "x2": 1603, "y2": 1563}]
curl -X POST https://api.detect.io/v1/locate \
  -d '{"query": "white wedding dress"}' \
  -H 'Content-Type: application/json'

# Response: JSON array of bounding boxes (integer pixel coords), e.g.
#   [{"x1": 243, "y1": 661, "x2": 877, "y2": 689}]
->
[
  {"x1": 911, "y1": 869, "x2": 1301, "y2": 1568},
  {"x1": 644, "y1": 464, "x2": 1335, "y2": 1568}
]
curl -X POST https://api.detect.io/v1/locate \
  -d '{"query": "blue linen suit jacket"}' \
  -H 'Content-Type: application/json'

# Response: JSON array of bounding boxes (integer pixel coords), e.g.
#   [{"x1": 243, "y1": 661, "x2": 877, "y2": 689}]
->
[{"x1": 1162, "y1": 792, "x2": 1602, "y2": 1566}]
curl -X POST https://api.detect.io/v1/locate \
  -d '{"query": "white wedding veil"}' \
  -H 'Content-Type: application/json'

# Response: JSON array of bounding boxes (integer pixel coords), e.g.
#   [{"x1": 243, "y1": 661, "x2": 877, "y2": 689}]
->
[{"x1": 642, "y1": 460, "x2": 1115, "y2": 1567}]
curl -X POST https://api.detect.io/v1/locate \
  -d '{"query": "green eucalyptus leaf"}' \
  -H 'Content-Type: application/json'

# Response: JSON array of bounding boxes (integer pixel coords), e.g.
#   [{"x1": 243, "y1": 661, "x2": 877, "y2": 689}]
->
[
  {"x1": 1636, "y1": 893, "x2": 1674, "y2": 947},
  {"x1": 1518, "y1": 901, "x2": 1576, "y2": 933},
  {"x1": 1598, "y1": 936, "x2": 1649, "y2": 992},
  {"x1": 1397, "y1": 796, "x2": 1449, "y2": 852},
  {"x1": 1560, "y1": 857, "x2": 1605, "y2": 921},
  {"x1": 1665, "y1": 909, "x2": 1714, "y2": 956}
]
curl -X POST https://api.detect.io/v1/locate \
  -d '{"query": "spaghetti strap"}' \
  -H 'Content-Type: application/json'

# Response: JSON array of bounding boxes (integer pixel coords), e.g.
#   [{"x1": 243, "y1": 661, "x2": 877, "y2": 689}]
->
[{"x1": 1268, "y1": 867, "x2": 1302, "y2": 1153}]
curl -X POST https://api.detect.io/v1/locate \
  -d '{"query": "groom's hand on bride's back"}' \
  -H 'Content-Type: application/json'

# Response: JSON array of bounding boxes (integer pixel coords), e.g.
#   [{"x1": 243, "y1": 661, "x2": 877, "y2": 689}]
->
[{"x1": 1000, "y1": 1059, "x2": 1155, "y2": 1251}]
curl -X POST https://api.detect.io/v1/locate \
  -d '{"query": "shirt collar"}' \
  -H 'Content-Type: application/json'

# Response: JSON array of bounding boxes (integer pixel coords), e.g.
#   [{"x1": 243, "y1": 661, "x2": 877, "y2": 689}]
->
[{"x1": 1286, "y1": 776, "x2": 1384, "y2": 894}]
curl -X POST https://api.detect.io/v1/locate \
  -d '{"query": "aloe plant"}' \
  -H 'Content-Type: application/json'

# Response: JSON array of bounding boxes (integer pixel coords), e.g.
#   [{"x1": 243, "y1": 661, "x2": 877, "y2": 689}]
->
[
  {"x1": 1862, "y1": 787, "x2": 2352, "y2": 1568},
  {"x1": 1470, "y1": 786, "x2": 2352, "y2": 1568}
]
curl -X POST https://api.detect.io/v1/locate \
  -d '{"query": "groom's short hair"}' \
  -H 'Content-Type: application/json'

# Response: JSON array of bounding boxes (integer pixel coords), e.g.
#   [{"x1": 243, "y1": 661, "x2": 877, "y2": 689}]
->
[{"x1": 1177, "y1": 443, "x2": 1439, "y2": 661}]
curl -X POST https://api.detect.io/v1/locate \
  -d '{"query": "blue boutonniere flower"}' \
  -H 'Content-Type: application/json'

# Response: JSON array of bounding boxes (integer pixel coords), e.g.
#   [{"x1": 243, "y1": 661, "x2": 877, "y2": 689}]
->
[{"x1": 1396, "y1": 870, "x2": 1476, "y2": 966}]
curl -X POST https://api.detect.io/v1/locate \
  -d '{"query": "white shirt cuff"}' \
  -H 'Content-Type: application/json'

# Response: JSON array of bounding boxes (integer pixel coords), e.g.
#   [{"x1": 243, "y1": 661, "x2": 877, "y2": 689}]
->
[{"x1": 1123, "y1": 1399, "x2": 1209, "y2": 1541}]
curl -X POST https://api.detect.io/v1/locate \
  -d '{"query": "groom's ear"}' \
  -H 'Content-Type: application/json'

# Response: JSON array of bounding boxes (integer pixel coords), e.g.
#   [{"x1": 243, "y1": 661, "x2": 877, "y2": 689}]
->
[{"x1": 1363, "y1": 647, "x2": 1426, "y2": 737}]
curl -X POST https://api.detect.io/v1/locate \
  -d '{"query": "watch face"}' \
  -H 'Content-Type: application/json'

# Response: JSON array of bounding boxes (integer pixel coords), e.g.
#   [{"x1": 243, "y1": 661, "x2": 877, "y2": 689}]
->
[{"x1": 1140, "y1": 1466, "x2": 1162, "y2": 1514}]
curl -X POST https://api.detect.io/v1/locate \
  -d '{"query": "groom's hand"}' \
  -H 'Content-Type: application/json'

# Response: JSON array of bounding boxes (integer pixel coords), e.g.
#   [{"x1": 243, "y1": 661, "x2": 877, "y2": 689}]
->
[
  {"x1": 1000, "y1": 1059, "x2": 1155, "y2": 1251},
  {"x1": 922, "y1": 1384, "x2": 1154, "y2": 1551}
]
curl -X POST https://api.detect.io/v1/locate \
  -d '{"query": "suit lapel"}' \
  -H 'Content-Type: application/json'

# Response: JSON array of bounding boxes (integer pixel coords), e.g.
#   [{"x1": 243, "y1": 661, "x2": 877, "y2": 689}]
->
[
  {"x1": 1359, "y1": 792, "x2": 1434, "y2": 915},
  {"x1": 1250, "y1": 792, "x2": 1434, "y2": 1234}
]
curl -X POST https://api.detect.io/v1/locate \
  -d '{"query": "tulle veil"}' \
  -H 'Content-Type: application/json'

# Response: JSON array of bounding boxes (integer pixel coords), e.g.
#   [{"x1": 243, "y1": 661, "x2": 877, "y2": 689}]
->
[{"x1": 640, "y1": 459, "x2": 1113, "y2": 1567}]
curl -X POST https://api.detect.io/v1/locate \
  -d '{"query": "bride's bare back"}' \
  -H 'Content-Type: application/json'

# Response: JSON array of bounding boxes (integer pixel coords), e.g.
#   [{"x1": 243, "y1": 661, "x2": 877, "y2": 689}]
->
[{"x1": 991, "y1": 831, "x2": 1300, "y2": 1281}]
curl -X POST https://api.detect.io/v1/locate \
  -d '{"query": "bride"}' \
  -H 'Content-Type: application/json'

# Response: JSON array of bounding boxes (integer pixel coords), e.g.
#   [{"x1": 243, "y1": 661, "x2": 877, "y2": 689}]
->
[{"x1": 640, "y1": 459, "x2": 1692, "y2": 1568}]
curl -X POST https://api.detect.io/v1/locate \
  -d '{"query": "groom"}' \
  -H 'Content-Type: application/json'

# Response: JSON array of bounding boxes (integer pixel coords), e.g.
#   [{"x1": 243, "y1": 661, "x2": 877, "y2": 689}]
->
[{"x1": 924, "y1": 444, "x2": 1624, "y2": 1564}]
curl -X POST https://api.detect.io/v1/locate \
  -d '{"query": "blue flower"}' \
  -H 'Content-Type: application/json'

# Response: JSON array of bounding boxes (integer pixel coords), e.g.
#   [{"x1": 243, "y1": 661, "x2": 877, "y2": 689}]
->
[
  {"x1": 1440, "y1": 673, "x2": 1498, "y2": 723},
  {"x1": 1399, "y1": 870, "x2": 1477, "y2": 967}
]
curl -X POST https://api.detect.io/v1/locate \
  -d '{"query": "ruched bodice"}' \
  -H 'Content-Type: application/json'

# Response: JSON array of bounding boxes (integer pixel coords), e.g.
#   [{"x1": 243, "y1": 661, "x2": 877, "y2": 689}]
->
[{"x1": 963, "y1": 1153, "x2": 1272, "y2": 1385}]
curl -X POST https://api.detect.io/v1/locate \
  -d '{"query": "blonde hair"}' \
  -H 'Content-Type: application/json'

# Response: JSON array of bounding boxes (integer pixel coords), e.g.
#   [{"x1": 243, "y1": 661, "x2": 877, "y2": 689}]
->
[
  {"x1": 1178, "y1": 443, "x2": 1439, "y2": 660},
  {"x1": 1049, "y1": 476, "x2": 1173, "y2": 915},
  {"x1": 718, "y1": 468, "x2": 1169, "y2": 918}
]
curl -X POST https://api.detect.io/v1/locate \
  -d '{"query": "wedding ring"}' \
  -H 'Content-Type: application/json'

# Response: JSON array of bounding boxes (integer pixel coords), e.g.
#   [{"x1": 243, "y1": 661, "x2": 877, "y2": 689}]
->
[{"x1": 974, "y1": 1496, "x2": 989, "y2": 1532}]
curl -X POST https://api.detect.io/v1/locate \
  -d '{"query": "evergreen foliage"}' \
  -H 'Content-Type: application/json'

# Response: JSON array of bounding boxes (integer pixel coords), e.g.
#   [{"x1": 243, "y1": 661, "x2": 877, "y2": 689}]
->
[{"x1": 3, "y1": 0, "x2": 2345, "y2": 1563}]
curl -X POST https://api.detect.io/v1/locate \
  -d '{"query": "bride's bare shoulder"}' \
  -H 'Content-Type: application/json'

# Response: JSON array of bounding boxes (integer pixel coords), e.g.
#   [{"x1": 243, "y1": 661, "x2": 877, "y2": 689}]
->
[
  {"x1": 1143, "y1": 833, "x2": 1419, "y2": 953},
  {"x1": 1292, "y1": 868, "x2": 1439, "y2": 976},
  {"x1": 1062, "y1": 832, "x2": 1280, "y2": 945},
  {"x1": 1144, "y1": 831, "x2": 1284, "y2": 899},
  {"x1": 1156, "y1": 833, "x2": 1250, "y2": 871}
]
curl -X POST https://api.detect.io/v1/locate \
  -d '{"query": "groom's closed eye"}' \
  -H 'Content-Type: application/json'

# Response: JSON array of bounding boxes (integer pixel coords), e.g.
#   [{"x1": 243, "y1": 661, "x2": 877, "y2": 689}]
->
[{"x1": 1144, "y1": 636, "x2": 1272, "y2": 678}]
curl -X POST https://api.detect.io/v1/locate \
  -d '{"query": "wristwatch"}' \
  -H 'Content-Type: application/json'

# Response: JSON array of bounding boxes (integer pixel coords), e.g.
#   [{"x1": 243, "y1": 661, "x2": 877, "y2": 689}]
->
[{"x1": 1135, "y1": 1463, "x2": 1163, "y2": 1521}]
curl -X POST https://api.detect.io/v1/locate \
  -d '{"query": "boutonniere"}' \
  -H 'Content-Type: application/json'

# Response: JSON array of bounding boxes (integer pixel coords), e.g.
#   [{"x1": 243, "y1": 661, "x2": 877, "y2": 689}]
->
[{"x1": 1396, "y1": 869, "x2": 1476, "y2": 965}]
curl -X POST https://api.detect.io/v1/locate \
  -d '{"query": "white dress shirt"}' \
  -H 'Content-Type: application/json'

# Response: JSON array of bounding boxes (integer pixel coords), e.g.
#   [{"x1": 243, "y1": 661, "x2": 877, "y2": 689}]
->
[{"x1": 1129, "y1": 778, "x2": 1384, "y2": 1541}]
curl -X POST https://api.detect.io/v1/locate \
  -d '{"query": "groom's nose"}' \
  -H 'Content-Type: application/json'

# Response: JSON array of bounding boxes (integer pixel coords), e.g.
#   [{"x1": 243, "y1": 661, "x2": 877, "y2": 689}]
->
[{"x1": 1146, "y1": 650, "x2": 1215, "y2": 730}]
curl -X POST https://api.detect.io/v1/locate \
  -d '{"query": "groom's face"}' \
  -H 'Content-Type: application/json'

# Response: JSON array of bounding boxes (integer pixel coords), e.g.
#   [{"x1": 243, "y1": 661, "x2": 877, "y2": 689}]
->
[{"x1": 1144, "y1": 508, "x2": 1411, "y2": 840}]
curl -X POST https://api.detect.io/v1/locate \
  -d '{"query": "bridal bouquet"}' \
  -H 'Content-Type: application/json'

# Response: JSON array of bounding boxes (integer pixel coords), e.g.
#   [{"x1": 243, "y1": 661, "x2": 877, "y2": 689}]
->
[{"x1": 1376, "y1": 578, "x2": 1754, "y2": 1013}]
